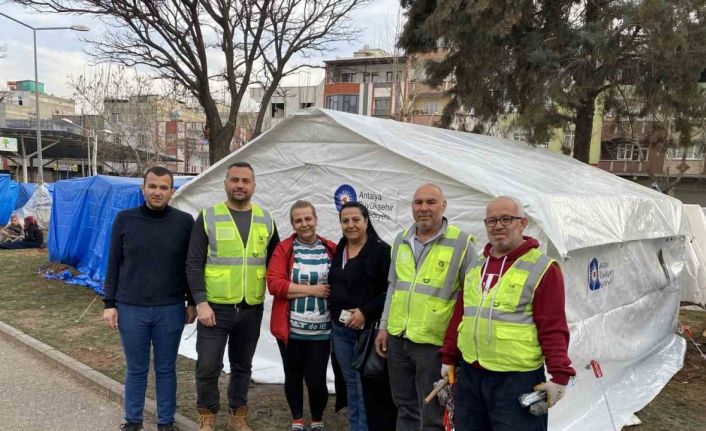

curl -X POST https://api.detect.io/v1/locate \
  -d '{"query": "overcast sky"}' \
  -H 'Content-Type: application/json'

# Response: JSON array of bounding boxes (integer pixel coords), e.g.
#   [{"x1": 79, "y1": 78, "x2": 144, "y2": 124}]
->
[{"x1": 0, "y1": 0, "x2": 403, "y2": 103}]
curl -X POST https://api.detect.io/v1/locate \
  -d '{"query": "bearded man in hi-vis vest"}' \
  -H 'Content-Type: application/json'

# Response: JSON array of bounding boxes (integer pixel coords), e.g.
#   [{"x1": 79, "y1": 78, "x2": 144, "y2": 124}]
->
[
  {"x1": 375, "y1": 184, "x2": 477, "y2": 431},
  {"x1": 186, "y1": 162, "x2": 280, "y2": 431},
  {"x1": 439, "y1": 196, "x2": 575, "y2": 431}
]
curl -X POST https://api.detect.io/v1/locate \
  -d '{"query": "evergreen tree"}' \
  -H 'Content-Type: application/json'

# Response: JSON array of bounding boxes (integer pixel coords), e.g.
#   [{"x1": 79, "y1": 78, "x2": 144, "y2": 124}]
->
[{"x1": 400, "y1": 0, "x2": 706, "y2": 164}]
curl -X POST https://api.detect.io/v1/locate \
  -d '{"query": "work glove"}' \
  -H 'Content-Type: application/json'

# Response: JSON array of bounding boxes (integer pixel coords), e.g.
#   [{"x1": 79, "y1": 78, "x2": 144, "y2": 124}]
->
[
  {"x1": 440, "y1": 364, "x2": 456, "y2": 384},
  {"x1": 534, "y1": 381, "x2": 566, "y2": 408}
]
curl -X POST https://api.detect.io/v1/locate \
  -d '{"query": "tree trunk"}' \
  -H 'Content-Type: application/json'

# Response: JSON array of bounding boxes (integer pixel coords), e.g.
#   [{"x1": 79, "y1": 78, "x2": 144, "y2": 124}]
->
[
  {"x1": 573, "y1": 95, "x2": 596, "y2": 164},
  {"x1": 252, "y1": 76, "x2": 285, "y2": 139}
]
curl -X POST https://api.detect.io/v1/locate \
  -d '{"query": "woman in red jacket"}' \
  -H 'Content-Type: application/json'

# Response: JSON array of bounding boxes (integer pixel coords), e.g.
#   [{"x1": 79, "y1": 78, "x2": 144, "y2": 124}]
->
[{"x1": 267, "y1": 200, "x2": 337, "y2": 431}]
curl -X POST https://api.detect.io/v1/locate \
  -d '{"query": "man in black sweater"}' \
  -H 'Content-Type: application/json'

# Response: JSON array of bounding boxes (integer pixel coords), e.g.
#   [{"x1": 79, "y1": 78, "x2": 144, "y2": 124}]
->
[{"x1": 103, "y1": 166, "x2": 196, "y2": 431}]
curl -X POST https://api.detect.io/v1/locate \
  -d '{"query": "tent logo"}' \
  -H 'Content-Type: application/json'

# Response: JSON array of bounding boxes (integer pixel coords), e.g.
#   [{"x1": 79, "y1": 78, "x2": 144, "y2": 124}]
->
[
  {"x1": 334, "y1": 184, "x2": 357, "y2": 211},
  {"x1": 588, "y1": 258, "x2": 602, "y2": 291}
]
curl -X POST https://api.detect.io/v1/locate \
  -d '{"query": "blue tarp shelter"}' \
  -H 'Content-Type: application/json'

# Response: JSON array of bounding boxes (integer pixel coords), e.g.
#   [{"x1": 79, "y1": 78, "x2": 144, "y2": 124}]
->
[
  {"x1": 48, "y1": 175, "x2": 192, "y2": 291},
  {"x1": 0, "y1": 174, "x2": 19, "y2": 225}
]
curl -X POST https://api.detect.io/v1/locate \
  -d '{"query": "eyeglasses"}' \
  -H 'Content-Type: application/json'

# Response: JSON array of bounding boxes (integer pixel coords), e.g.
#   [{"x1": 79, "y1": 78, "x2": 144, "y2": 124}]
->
[{"x1": 483, "y1": 216, "x2": 524, "y2": 227}]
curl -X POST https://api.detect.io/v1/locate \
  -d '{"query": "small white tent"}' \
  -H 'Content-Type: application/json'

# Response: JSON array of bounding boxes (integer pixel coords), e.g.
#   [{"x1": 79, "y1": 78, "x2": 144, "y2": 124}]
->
[
  {"x1": 173, "y1": 108, "x2": 690, "y2": 430},
  {"x1": 14, "y1": 183, "x2": 52, "y2": 228},
  {"x1": 682, "y1": 204, "x2": 706, "y2": 306}
]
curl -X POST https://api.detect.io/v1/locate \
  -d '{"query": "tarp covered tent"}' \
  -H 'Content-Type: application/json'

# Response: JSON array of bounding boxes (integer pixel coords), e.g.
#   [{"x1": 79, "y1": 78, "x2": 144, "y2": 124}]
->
[
  {"x1": 0, "y1": 174, "x2": 19, "y2": 225},
  {"x1": 172, "y1": 108, "x2": 691, "y2": 430},
  {"x1": 682, "y1": 204, "x2": 706, "y2": 306},
  {"x1": 15, "y1": 182, "x2": 36, "y2": 209},
  {"x1": 14, "y1": 182, "x2": 54, "y2": 210},
  {"x1": 14, "y1": 184, "x2": 54, "y2": 229},
  {"x1": 48, "y1": 175, "x2": 192, "y2": 289}
]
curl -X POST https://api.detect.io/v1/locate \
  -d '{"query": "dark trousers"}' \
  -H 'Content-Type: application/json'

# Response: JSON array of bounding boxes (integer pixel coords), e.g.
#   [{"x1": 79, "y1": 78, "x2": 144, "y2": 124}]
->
[
  {"x1": 454, "y1": 361, "x2": 547, "y2": 431},
  {"x1": 387, "y1": 335, "x2": 445, "y2": 431},
  {"x1": 277, "y1": 338, "x2": 331, "y2": 421},
  {"x1": 362, "y1": 374, "x2": 398, "y2": 431},
  {"x1": 195, "y1": 303, "x2": 263, "y2": 412}
]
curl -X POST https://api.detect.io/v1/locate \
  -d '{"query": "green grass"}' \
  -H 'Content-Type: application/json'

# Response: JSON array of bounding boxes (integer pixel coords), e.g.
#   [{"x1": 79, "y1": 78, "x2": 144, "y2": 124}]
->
[
  {"x1": 0, "y1": 249, "x2": 348, "y2": 429},
  {"x1": 2, "y1": 248, "x2": 704, "y2": 430}
]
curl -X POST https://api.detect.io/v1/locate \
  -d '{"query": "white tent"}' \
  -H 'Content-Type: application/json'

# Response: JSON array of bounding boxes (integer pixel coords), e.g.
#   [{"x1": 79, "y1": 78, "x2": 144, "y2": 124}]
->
[
  {"x1": 172, "y1": 108, "x2": 690, "y2": 430},
  {"x1": 682, "y1": 204, "x2": 706, "y2": 306},
  {"x1": 14, "y1": 183, "x2": 52, "y2": 228}
]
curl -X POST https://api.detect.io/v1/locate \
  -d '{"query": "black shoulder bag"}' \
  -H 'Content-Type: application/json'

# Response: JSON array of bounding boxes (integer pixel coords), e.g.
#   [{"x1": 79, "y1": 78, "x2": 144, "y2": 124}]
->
[{"x1": 351, "y1": 320, "x2": 387, "y2": 379}]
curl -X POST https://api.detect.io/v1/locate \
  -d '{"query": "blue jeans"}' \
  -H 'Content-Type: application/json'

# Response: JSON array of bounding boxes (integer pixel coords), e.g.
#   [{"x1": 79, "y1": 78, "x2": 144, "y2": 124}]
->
[
  {"x1": 332, "y1": 324, "x2": 367, "y2": 431},
  {"x1": 117, "y1": 302, "x2": 185, "y2": 425}
]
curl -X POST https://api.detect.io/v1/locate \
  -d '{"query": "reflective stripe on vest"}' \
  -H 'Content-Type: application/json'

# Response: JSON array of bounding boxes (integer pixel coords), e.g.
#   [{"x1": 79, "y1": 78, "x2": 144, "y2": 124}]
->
[
  {"x1": 203, "y1": 202, "x2": 273, "y2": 304},
  {"x1": 387, "y1": 225, "x2": 472, "y2": 346},
  {"x1": 457, "y1": 248, "x2": 553, "y2": 371}
]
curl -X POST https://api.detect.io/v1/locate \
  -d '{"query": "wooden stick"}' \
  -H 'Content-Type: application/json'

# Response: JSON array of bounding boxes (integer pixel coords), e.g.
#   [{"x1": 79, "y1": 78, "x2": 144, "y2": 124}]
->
[{"x1": 424, "y1": 375, "x2": 449, "y2": 404}]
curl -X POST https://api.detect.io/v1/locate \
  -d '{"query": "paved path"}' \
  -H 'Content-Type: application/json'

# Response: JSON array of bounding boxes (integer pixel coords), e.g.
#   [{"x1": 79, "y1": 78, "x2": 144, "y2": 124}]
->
[{"x1": 0, "y1": 335, "x2": 144, "y2": 431}]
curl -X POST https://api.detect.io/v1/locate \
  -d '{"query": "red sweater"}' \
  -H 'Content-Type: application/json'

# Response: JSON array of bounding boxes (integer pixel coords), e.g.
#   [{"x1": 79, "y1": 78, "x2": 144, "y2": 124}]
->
[
  {"x1": 439, "y1": 236, "x2": 575, "y2": 385},
  {"x1": 266, "y1": 233, "x2": 337, "y2": 344}
]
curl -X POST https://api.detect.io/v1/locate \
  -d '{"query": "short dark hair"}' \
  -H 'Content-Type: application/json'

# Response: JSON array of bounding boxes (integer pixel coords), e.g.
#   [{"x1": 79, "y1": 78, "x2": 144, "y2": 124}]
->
[
  {"x1": 226, "y1": 161, "x2": 255, "y2": 180},
  {"x1": 143, "y1": 166, "x2": 174, "y2": 188}
]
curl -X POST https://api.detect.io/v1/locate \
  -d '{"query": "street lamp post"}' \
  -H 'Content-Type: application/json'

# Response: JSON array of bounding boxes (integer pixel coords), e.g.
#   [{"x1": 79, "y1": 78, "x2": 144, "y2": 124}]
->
[{"x1": 0, "y1": 11, "x2": 89, "y2": 183}]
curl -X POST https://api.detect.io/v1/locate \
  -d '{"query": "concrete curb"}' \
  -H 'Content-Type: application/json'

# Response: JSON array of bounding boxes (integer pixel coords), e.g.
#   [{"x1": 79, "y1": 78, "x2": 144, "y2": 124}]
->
[{"x1": 0, "y1": 320, "x2": 197, "y2": 431}]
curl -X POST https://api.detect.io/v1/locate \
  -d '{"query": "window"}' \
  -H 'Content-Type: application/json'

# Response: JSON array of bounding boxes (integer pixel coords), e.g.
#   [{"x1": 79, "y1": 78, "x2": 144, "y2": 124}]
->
[
  {"x1": 386, "y1": 71, "x2": 393, "y2": 82},
  {"x1": 371, "y1": 73, "x2": 380, "y2": 83},
  {"x1": 300, "y1": 102, "x2": 314, "y2": 109},
  {"x1": 326, "y1": 95, "x2": 358, "y2": 114},
  {"x1": 111, "y1": 113, "x2": 120, "y2": 123},
  {"x1": 373, "y1": 98, "x2": 390, "y2": 116},
  {"x1": 424, "y1": 101, "x2": 438, "y2": 115},
  {"x1": 271, "y1": 102, "x2": 285, "y2": 118},
  {"x1": 615, "y1": 143, "x2": 648, "y2": 161},
  {"x1": 562, "y1": 129, "x2": 575, "y2": 151},
  {"x1": 512, "y1": 132, "x2": 528, "y2": 142},
  {"x1": 362, "y1": 73, "x2": 370, "y2": 83},
  {"x1": 666, "y1": 143, "x2": 705, "y2": 160},
  {"x1": 341, "y1": 73, "x2": 356, "y2": 83}
]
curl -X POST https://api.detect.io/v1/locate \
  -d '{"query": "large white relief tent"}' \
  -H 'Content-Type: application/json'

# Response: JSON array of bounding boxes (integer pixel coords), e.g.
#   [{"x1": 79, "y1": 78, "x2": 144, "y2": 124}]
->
[{"x1": 172, "y1": 108, "x2": 690, "y2": 430}]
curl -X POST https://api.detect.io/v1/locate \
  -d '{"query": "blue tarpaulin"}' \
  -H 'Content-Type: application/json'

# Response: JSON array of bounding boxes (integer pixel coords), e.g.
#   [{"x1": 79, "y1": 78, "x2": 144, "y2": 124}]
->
[
  {"x1": 48, "y1": 175, "x2": 192, "y2": 292},
  {"x1": 15, "y1": 183, "x2": 36, "y2": 209},
  {"x1": 0, "y1": 174, "x2": 19, "y2": 225}
]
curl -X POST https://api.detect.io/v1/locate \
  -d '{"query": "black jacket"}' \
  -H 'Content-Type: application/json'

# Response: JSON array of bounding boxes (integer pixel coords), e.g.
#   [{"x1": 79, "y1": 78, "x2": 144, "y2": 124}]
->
[{"x1": 328, "y1": 233, "x2": 391, "y2": 327}]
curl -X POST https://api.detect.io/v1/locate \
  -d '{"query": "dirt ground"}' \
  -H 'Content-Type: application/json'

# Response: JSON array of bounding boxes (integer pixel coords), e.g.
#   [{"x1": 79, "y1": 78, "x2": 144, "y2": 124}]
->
[{"x1": 1, "y1": 248, "x2": 705, "y2": 430}]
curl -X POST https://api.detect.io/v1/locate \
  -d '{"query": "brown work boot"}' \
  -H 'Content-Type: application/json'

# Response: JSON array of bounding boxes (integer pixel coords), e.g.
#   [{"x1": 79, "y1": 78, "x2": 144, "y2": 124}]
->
[
  {"x1": 226, "y1": 405, "x2": 253, "y2": 431},
  {"x1": 197, "y1": 408, "x2": 217, "y2": 431}
]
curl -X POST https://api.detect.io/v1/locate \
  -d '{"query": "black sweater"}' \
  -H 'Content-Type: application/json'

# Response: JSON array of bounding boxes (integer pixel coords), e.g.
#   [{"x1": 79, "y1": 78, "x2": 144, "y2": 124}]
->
[
  {"x1": 328, "y1": 234, "x2": 391, "y2": 327},
  {"x1": 103, "y1": 205, "x2": 194, "y2": 308}
]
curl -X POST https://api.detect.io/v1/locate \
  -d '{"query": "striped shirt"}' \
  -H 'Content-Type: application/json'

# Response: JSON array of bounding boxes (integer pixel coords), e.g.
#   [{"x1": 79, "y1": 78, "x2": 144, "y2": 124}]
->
[{"x1": 289, "y1": 238, "x2": 332, "y2": 340}]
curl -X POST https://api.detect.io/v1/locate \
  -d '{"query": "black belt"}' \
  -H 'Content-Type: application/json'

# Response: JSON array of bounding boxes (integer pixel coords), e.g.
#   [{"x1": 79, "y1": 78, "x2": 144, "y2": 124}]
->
[{"x1": 210, "y1": 301, "x2": 262, "y2": 310}]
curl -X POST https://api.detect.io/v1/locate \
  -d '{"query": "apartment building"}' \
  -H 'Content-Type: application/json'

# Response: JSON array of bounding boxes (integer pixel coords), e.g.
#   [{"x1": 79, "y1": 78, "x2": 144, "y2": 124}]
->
[
  {"x1": 249, "y1": 84, "x2": 323, "y2": 131},
  {"x1": 0, "y1": 80, "x2": 75, "y2": 127},
  {"x1": 103, "y1": 95, "x2": 211, "y2": 174},
  {"x1": 324, "y1": 46, "x2": 406, "y2": 118}
]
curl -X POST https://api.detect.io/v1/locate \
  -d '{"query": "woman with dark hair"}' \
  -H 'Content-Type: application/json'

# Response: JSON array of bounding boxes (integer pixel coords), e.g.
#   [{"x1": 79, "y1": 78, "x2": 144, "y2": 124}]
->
[
  {"x1": 267, "y1": 200, "x2": 337, "y2": 431},
  {"x1": 329, "y1": 201, "x2": 397, "y2": 431},
  {"x1": 0, "y1": 216, "x2": 43, "y2": 249}
]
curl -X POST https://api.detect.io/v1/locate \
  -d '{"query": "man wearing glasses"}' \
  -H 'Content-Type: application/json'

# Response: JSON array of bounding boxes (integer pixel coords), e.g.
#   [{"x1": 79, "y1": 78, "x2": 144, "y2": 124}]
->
[{"x1": 439, "y1": 196, "x2": 575, "y2": 431}]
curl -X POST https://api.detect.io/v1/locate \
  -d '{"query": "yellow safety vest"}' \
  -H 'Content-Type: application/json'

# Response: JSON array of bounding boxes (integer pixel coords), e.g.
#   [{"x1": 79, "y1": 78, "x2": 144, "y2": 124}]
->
[
  {"x1": 387, "y1": 224, "x2": 472, "y2": 346},
  {"x1": 203, "y1": 202, "x2": 274, "y2": 304},
  {"x1": 457, "y1": 248, "x2": 554, "y2": 371}
]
